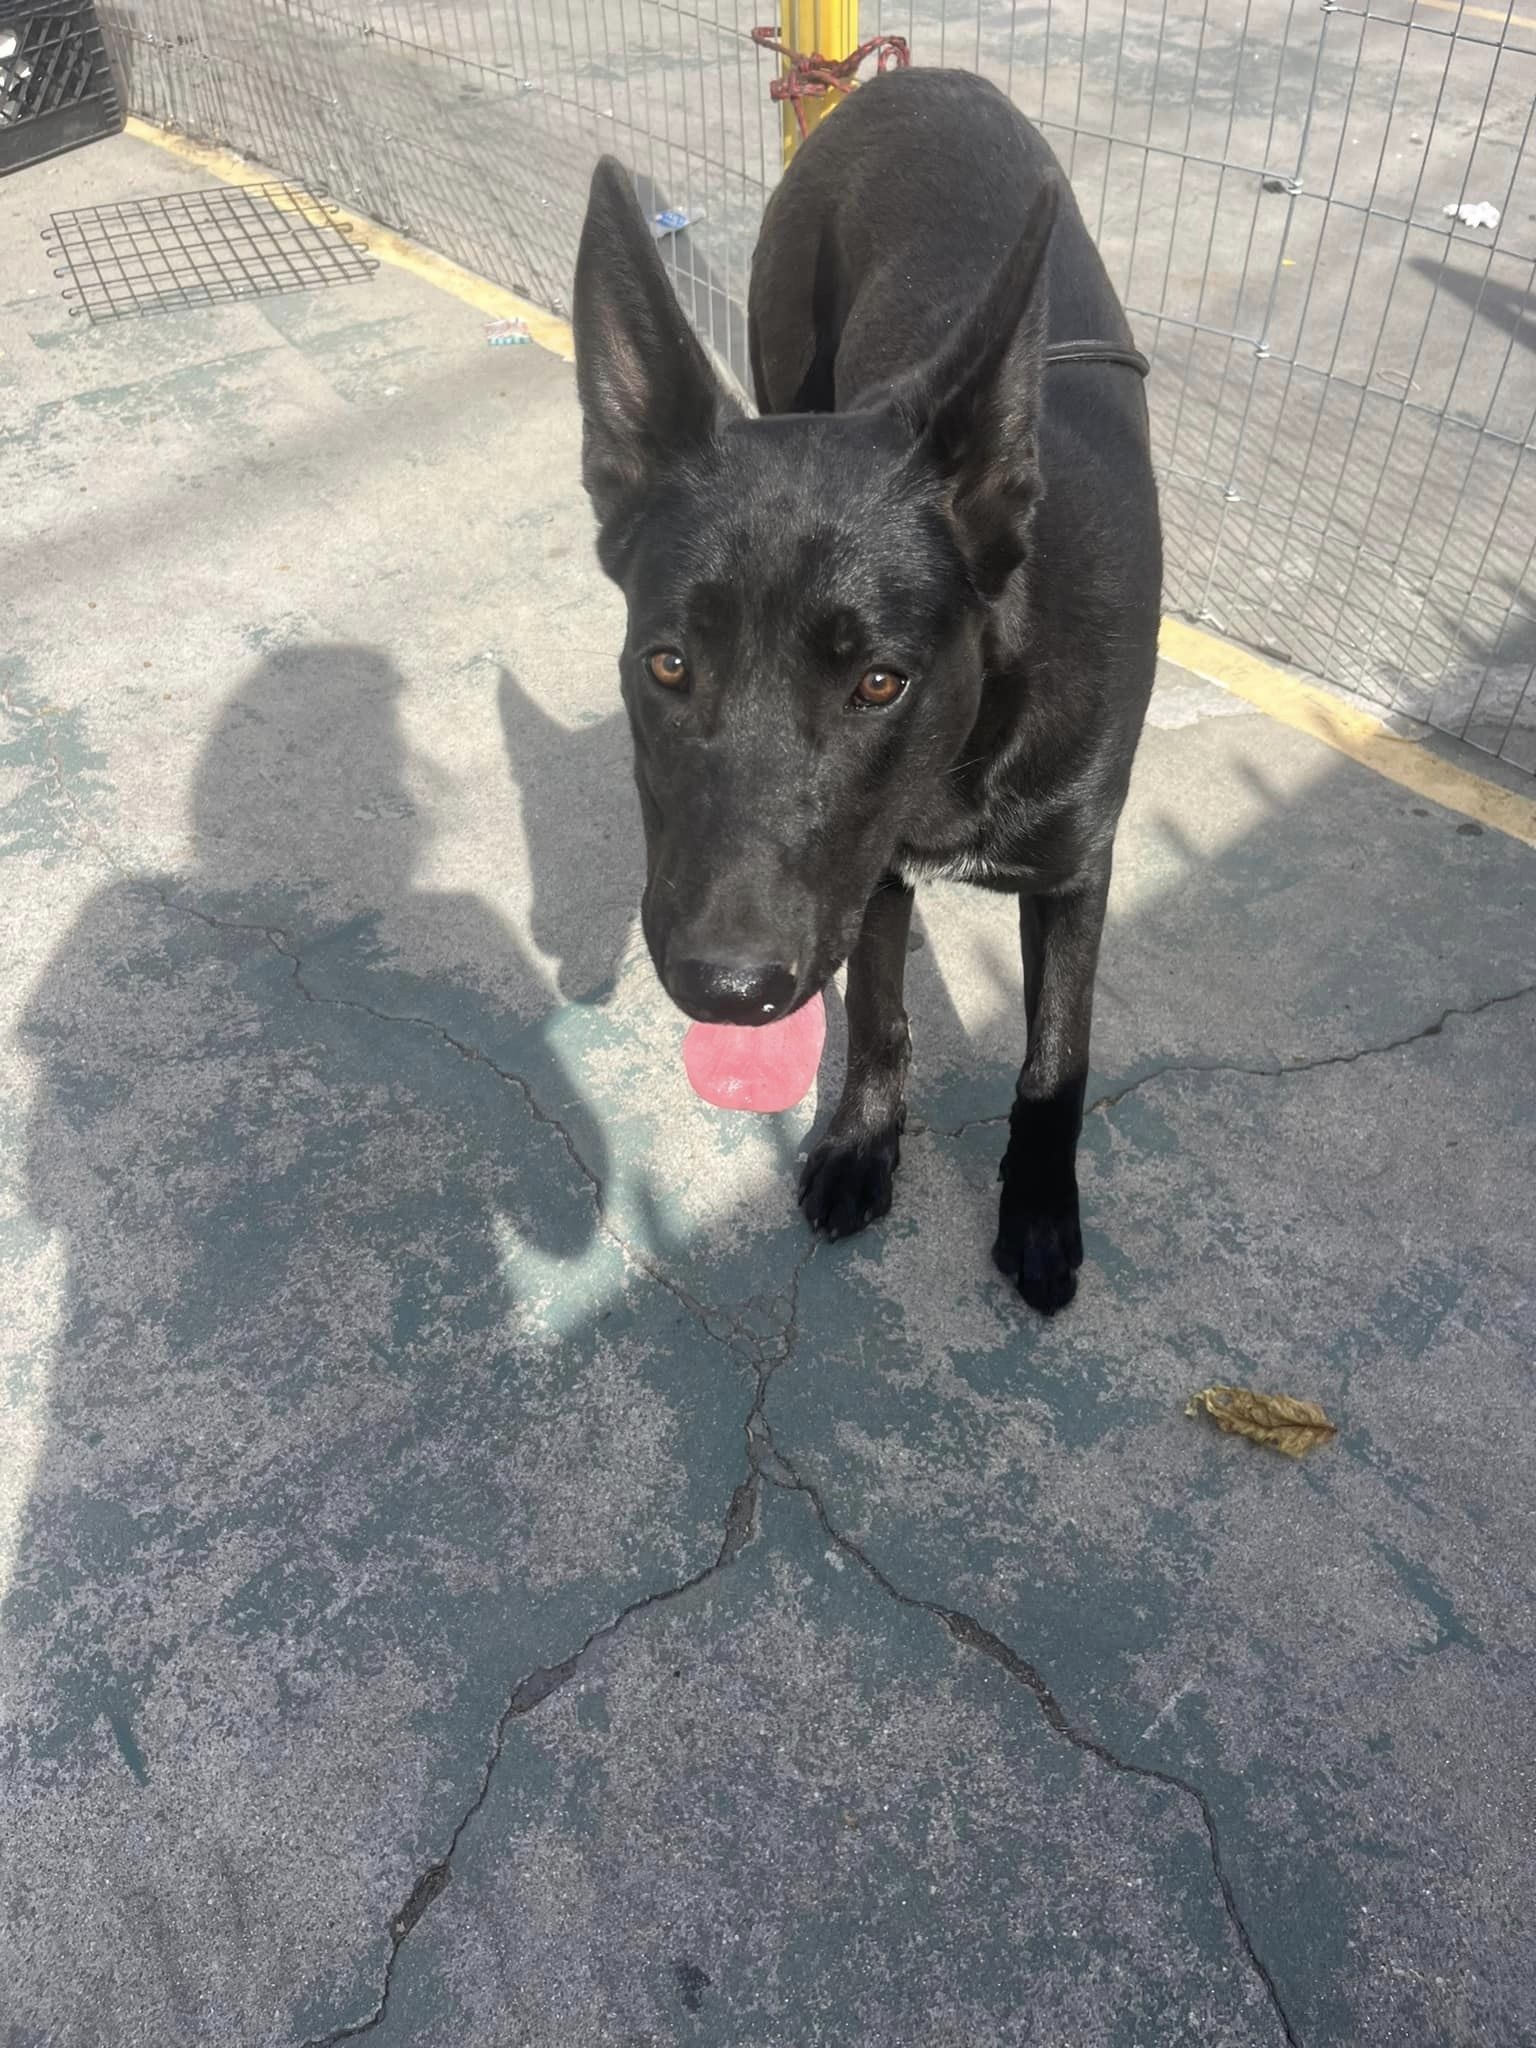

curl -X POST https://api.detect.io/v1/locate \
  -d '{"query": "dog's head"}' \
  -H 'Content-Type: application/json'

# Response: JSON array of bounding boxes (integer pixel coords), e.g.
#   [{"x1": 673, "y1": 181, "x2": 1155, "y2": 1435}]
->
[{"x1": 572, "y1": 158, "x2": 1054, "y2": 1027}]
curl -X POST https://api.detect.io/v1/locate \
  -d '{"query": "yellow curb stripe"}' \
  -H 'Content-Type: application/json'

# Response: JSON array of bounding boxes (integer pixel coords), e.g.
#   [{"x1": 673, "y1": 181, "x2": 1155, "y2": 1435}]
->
[
  {"x1": 123, "y1": 116, "x2": 576, "y2": 362},
  {"x1": 1160, "y1": 618, "x2": 1536, "y2": 849},
  {"x1": 1412, "y1": 0, "x2": 1536, "y2": 35}
]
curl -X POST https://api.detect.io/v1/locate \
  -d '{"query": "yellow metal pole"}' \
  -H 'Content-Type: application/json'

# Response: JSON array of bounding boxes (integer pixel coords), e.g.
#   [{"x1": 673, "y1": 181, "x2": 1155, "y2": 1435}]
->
[{"x1": 780, "y1": 0, "x2": 859, "y2": 165}]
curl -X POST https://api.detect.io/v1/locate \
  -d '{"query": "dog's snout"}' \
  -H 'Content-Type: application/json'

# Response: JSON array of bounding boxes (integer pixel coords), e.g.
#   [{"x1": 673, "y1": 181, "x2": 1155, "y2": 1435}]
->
[{"x1": 669, "y1": 958, "x2": 797, "y2": 1026}]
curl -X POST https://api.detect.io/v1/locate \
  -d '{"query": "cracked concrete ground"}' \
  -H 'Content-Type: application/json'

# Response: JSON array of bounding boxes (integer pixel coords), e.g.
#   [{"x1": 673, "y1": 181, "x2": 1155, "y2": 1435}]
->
[{"x1": 3, "y1": 135, "x2": 1534, "y2": 2048}]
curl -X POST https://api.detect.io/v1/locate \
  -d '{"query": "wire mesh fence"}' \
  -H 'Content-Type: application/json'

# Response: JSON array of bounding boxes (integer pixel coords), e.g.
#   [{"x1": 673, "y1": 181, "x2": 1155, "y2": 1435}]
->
[{"x1": 103, "y1": 0, "x2": 1536, "y2": 770}]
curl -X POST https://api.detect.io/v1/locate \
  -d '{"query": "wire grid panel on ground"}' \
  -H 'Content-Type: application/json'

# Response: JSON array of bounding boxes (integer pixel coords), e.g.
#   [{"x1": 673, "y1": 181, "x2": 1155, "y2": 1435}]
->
[
  {"x1": 43, "y1": 181, "x2": 378, "y2": 318},
  {"x1": 103, "y1": 0, "x2": 1536, "y2": 770}
]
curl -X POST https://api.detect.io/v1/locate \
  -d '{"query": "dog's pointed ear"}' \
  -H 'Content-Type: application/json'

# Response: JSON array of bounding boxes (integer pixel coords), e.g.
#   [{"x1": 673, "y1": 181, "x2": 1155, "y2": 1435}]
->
[
  {"x1": 887, "y1": 184, "x2": 1059, "y2": 600},
  {"x1": 574, "y1": 158, "x2": 738, "y2": 542}
]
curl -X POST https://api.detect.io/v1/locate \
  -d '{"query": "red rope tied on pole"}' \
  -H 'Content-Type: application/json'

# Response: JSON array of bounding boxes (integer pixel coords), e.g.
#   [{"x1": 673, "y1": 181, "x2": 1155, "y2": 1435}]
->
[{"x1": 749, "y1": 26, "x2": 910, "y2": 140}]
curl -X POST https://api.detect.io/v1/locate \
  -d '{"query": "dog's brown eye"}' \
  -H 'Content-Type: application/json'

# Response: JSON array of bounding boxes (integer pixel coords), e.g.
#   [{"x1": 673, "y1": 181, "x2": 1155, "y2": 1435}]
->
[
  {"x1": 647, "y1": 649, "x2": 688, "y2": 688},
  {"x1": 852, "y1": 668, "x2": 908, "y2": 709}
]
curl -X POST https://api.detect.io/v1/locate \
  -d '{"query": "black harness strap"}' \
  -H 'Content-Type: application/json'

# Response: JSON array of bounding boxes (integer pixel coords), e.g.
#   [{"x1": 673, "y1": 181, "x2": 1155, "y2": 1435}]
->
[{"x1": 1043, "y1": 340, "x2": 1151, "y2": 376}]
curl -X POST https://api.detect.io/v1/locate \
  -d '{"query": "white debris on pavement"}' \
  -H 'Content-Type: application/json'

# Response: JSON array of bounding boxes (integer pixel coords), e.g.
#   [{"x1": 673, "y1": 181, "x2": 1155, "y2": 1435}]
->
[{"x1": 1444, "y1": 200, "x2": 1501, "y2": 231}]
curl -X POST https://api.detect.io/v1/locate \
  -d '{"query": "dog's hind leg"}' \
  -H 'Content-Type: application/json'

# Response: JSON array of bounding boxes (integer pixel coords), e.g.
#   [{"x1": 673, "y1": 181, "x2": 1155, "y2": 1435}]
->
[
  {"x1": 992, "y1": 861, "x2": 1112, "y2": 1316},
  {"x1": 798, "y1": 875, "x2": 914, "y2": 1241}
]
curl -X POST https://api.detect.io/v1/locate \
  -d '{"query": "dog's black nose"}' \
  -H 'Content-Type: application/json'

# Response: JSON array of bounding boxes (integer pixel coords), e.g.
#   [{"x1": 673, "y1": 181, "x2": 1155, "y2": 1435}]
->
[{"x1": 669, "y1": 958, "x2": 797, "y2": 1025}]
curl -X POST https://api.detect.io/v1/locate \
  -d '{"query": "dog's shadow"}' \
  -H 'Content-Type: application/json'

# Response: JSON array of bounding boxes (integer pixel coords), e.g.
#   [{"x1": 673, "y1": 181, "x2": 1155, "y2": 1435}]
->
[{"x1": 496, "y1": 664, "x2": 640, "y2": 1006}]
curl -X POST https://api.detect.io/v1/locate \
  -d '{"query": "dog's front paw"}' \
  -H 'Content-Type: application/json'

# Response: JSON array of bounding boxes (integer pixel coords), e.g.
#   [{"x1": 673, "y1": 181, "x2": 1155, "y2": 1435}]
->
[
  {"x1": 992, "y1": 1189, "x2": 1083, "y2": 1316},
  {"x1": 799, "y1": 1126, "x2": 900, "y2": 1242}
]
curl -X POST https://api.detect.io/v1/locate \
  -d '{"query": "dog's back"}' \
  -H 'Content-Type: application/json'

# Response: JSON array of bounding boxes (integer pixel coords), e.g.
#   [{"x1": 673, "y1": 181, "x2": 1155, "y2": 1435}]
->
[{"x1": 751, "y1": 69, "x2": 1140, "y2": 425}]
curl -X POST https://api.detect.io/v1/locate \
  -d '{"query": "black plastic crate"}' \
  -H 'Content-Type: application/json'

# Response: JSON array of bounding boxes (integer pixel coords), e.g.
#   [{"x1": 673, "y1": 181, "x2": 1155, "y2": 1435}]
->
[{"x1": 0, "y1": 0, "x2": 122, "y2": 177}]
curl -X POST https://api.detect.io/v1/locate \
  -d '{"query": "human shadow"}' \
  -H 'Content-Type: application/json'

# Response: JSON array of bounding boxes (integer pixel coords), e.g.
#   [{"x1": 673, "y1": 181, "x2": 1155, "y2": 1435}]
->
[
  {"x1": 1, "y1": 641, "x2": 754, "y2": 2038},
  {"x1": 496, "y1": 663, "x2": 640, "y2": 1002},
  {"x1": 8, "y1": 640, "x2": 596, "y2": 1716},
  {"x1": 6, "y1": 632, "x2": 1230, "y2": 2046}
]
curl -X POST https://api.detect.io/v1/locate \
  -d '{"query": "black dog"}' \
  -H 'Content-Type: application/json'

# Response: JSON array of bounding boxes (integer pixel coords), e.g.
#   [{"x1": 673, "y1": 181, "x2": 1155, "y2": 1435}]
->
[{"x1": 572, "y1": 67, "x2": 1161, "y2": 1315}]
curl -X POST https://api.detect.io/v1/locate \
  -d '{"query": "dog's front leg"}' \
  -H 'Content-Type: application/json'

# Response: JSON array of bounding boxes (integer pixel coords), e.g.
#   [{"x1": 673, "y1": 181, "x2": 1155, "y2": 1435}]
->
[
  {"x1": 994, "y1": 864, "x2": 1112, "y2": 1315},
  {"x1": 799, "y1": 875, "x2": 914, "y2": 1241}
]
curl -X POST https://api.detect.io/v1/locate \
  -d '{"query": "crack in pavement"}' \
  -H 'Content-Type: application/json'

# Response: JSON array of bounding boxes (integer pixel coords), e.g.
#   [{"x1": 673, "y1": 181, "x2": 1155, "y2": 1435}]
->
[
  {"x1": 306, "y1": 1346, "x2": 1304, "y2": 2046},
  {"x1": 16, "y1": 687, "x2": 1452, "y2": 2047},
  {"x1": 935, "y1": 979, "x2": 1536, "y2": 1140},
  {"x1": 121, "y1": 892, "x2": 836, "y2": 2047},
  {"x1": 299, "y1": 1218, "x2": 1301, "y2": 2048},
  {"x1": 7, "y1": 695, "x2": 796, "y2": 2043},
  {"x1": 298, "y1": 1463, "x2": 765, "y2": 2047},
  {"x1": 295, "y1": 1220, "x2": 822, "y2": 2042},
  {"x1": 294, "y1": 1223, "x2": 819, "y2": 2043},
  {"x1": 760, "y1": 1436, "x2": 1304, "y2": 2048}
]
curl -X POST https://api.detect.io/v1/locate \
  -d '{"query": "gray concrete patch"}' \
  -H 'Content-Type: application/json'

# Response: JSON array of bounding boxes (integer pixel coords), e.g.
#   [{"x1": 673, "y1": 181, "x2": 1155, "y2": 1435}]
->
[
  {"x1": 2, "y1": 133, "x2": 1534, "y2": 2048},
  {"x1": 773, "y1": 991, "x2": 1536, "y2": 2047},
  {"x1": 368, "y1": 1482, "x2": 1289, "y2": 2047}
]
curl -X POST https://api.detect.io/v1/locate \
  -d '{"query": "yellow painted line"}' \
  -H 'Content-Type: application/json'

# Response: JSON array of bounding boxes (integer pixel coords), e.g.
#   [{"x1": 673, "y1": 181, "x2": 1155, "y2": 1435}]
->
[
  {"x1": 1412, "y1": 0, "x2": 1536, "y2": 34},
  {"x1": 124, "y1": 117, "x2": 575, "y2": 362},
  {"x1": 1160, "y1": 619, "x2": 1536, "y2": 848}
]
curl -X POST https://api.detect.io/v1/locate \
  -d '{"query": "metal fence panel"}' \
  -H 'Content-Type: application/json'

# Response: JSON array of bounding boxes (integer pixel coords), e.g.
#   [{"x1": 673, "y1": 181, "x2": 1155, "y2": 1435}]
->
[{"x1": 103, "y1": 0, "x2": 1536, "y2": 769}]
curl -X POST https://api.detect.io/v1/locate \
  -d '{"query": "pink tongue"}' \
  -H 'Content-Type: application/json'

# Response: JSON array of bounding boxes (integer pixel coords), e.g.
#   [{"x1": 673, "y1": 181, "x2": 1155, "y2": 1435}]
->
[{"x1": 683, "y1": 990, "x2": 827, "y2": 1114}]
